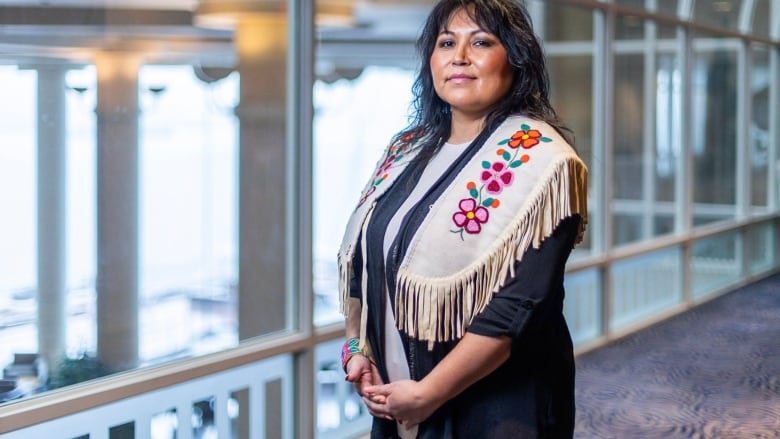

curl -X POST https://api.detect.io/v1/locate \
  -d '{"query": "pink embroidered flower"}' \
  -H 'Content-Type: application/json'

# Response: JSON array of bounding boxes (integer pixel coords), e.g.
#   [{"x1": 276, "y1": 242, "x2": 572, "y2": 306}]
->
[
  {"x1": 480, "y1": 162, "x2": 514, "y2": 194},
  {"x1": 378, "y1": 155, "x2": 397, "y2": 174},
  {"x1": 452, "y1": 198, "x2": 489, "y2": 234}
]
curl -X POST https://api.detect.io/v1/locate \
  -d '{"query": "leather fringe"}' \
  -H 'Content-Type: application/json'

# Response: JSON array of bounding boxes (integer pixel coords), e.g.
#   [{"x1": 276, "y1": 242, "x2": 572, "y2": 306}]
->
[{"x1": 393, "y1": 156, "x2": 588, "y2": 348}]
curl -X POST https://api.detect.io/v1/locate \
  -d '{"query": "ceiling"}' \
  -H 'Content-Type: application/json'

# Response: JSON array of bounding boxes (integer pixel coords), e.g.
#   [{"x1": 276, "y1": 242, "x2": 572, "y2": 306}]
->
[
  {"x1": 0, "y1": 1, "x2": 431, "y2": 69},
  {"x1": 0, "y1": 0, "x2": 197, "y2": 10}
]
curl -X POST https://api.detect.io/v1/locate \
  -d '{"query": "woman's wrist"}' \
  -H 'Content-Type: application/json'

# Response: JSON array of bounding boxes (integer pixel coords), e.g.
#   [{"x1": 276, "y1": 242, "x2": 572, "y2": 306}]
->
[
  {"x1": 418, "y1": 374, "x2": 449, "y2": 410},
  {"x1": 341, "y1": 337, "x2": 366, "y2": 372}
]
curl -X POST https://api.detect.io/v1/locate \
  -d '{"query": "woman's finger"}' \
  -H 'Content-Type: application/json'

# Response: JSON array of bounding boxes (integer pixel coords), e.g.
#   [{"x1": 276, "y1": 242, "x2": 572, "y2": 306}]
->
[
  {"x1": 362, "y1": 396, "x2": 394, "y2": 420},
  {"x1": 364, "y1": 384, "x2": 391, "y2": 399}
]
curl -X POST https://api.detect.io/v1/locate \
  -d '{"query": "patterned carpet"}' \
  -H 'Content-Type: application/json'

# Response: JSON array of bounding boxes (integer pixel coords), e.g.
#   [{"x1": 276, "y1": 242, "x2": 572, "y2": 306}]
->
[{"x1": 574, "y1": 273, "x2": 780, "y2": 439}]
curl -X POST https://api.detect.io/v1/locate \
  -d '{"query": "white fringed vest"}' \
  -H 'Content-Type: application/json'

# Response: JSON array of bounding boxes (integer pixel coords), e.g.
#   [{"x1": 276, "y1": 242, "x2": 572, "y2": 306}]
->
[{"x1": 339, "y1": 115, "x2": 588, "y2": 349}]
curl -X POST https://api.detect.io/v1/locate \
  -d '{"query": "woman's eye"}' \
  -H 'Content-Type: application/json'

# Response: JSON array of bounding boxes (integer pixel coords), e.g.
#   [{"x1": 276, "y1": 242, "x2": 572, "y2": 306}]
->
[
  {"x1": 473, "y1": 39, "x2": 493, "y2": 47},
  {"x1": 437, "y1": 39, "x2": 454, "y2": 48}
]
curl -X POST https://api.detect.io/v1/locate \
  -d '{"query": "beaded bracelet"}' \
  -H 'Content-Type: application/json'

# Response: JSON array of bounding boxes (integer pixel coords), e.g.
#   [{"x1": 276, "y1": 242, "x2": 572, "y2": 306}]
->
[{"x1": 341, "y1": 337, "x2": 363, "y2": 372}]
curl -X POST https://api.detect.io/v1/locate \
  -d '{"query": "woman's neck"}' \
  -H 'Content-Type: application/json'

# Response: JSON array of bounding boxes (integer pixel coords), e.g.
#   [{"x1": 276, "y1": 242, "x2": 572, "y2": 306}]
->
[{"x1": 448, "y1": 111, "x2": 486, "y2": 144}]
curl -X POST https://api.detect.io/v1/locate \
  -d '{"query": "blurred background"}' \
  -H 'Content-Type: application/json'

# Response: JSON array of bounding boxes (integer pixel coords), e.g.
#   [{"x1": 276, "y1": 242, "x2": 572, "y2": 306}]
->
[{"x1": 0, "y1": 1, "x2": 778, "y2": 438}]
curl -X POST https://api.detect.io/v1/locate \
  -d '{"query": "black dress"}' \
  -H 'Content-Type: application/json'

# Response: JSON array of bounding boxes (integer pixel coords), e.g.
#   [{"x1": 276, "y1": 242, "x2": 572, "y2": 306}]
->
[
  {"x1": 352, "y1": 210, "x2": 580, "y2": 438},
  {"x1": 349, "y1": 124, "x2": 580, "y2": 438}
]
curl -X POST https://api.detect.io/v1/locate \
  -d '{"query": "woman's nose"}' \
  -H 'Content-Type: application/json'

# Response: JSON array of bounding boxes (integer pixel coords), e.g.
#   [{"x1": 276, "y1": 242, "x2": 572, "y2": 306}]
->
[{"x1": 453, "y1": 43, "x2": 469, "y2": 65}]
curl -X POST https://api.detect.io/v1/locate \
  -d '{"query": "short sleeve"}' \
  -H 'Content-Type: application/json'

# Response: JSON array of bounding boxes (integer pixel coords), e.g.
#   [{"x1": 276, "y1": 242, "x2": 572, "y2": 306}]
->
[{"x1": 467, "y1": 215, "x2": 581, "y2": 339}]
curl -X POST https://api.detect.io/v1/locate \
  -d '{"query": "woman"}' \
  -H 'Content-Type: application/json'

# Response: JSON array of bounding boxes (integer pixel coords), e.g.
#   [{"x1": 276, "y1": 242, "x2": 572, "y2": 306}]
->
[{"x1": 338, "y1": 0, "x2": 588, "y2": 437}]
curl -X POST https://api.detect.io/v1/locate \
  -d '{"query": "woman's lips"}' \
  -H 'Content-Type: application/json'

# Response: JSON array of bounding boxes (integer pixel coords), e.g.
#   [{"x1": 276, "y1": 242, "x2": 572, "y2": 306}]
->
[{"x1": 447, "y1": 74, "x2": 476, "y2": 83}]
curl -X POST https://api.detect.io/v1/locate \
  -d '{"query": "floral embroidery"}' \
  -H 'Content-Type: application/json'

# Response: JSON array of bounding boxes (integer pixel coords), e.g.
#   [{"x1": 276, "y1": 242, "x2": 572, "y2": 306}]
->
[
  {"x1": 451, "y1": 123, "x2": 550, "y2": 239},
  {"x1": 481, "y1": 161, "x2": 514, "y2": 194},
  {"x1": 453, "y1": 198, "x2": 489, "y2": 234},
  {"x1": 357, "y1": 132, "x2": 422, "y2": 208},
  {"x1": 505, "y1": 126, "x2": 551, "y2": 149}
]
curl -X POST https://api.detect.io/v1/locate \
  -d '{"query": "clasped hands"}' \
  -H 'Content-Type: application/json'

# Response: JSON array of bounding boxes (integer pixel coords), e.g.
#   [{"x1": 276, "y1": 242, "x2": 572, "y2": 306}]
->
[{"x1": 344, "y1": 355, "x2": 440, "y2": 429}]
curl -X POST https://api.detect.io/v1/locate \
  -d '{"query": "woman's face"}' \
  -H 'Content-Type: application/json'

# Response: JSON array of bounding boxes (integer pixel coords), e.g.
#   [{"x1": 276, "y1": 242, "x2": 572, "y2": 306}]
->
[{"x1": 430, "y1": 8, "x2": 513, "y2": 120}]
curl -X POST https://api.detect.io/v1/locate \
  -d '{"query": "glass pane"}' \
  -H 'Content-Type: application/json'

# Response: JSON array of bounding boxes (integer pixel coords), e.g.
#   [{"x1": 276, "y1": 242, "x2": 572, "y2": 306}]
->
[
  {"x1": 139, "y1": 65, "x2": 239, "y2": 362},
  {"x1": 751, "y1": 45, "x2": 770, "y2": 210},
  {"x1": 656, "y1": 0, "x2": 679, "y2": 16},
  {"x1": 228, "y1": 14, "x2": 293, "y2": 340},
  {"x1": 544, "y1": 4, "x2": 593, "y2": 42},
  {"x1": 748, "y1": 222, "x2": 776, "y2": 274},
  {"x1": 693, "y1": 0, "x2": 743, "y2": 30},
  {"x1": 655, "y1": 53, "x2": 682, "y2": 205},
  {"x1": 547, "y1": 55, "x2": 594, "y2": 257},
  {"x1": 65, "y1": 68, "x2": 98, "y2": 364},
  {"x1": 612, "y1": 33, "x2": 681, "y2": 246},
  {"x1": 610, "y1": 247, "x2": 682, "y2": 331},
  {"x1": 563, "y1": 269, "x2": 601, "y2": 346},
  {"x1": 0, "y1": 67, "x2": 36, "y2": 373},
  {"x1": 614, "y1": 54, "x2": 645, "y2": 202},
  {"x1": 614, "y1": 1, "x2": 679, "y2": 37},
  {"x1": 615, "y1": 0, "x2": 645, "y2": 8},
  {"x1": 691, "y1": 231, "x2": 741, "y2": 298},
  {"x1": 615, "y1": 0, "x2": 678, "y2": 15},
  {"x1": 0, "y1": 2, "x2": 295, "y2": 401},
  {"x1": 616, "y1": 14, "x2": 645, "y2": 40},
  {"x1": 612, "y1": 51, "x2": 646, "y2": 245},
  {"x1": 312, "y1": 67, "x2": 415, "y2": 326},
  {"x1": 691, "y1": 37, "x2": 739, "y2": 225},
  {"x1": 751, "y1": 0, "x2": 772, "y2": 39}
]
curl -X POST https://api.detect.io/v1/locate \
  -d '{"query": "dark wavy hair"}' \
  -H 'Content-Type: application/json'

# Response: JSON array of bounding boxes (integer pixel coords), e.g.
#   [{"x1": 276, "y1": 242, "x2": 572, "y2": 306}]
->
[{"x1": 398, "y1": 0, "x2": 570, "y2": 157}]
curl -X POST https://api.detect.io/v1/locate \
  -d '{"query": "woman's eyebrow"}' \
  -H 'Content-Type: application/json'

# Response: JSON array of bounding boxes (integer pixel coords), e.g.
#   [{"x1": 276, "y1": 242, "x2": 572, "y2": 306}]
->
[{"x1": 438, "y1": 28, "x2": 489, "y2": 36}]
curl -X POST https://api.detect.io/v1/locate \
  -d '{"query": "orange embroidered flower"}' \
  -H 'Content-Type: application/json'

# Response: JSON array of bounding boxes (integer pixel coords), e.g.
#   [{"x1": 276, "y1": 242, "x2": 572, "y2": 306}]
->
[{"x1": 508, "y1": 129, "x2": 542, "y2": 149}]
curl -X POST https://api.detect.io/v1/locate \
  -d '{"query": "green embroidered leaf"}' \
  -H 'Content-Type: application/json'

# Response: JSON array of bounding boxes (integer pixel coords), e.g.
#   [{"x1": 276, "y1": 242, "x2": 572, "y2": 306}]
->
[
  {"x1": 469, "y1": 188, "x2": 479, "y2": 198},
  {"x1": 498, "y1": 139, "x2": 509, "y2": 145},
  {"x1": 502, "y1": 151, "x2": 511, "y2": 161},
  {"x1": 482, "y1": 198, "x2": 494, "y2": 207},
  {"x1": 510, "y1": 160, "x2": 522, "y2": 168},
  {"x1": 521, "y1": 123, "x2": 530, "y2": 130},
  {"x1": 541, "y1": 137, "x2": 552, "y2": 142},
  {"x1": 481, "y1": 161, "x2": 491, "y2": 169}
]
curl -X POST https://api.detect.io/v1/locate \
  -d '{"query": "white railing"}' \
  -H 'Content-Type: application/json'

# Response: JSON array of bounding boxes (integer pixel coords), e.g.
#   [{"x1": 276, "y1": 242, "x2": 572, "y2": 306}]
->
[
  {"x1": 564, "y1": 270, "x2": 601, "y2": 346},
  {"x1": 611, "y1": 249, "x2": 682, "y2": 330},
  {"x1": 0, "y1": 355, "x2": 294, "y2": 439}
]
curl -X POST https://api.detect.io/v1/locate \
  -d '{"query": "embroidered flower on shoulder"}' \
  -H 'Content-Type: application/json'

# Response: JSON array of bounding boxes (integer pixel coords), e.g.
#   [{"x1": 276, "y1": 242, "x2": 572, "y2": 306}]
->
[
  {"x1": 357, "y1": 131, "x2": 423, "y2": 208},
  {"x1": 503, "y1": 125, "x2": 552, "y2": 149},
  {"x1": 451, "y1": 123, "x2": 548, "y2": 240}
]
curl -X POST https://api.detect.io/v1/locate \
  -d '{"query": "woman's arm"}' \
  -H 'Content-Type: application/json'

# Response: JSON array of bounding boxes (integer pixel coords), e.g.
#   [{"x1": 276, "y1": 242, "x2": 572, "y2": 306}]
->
[
  {"x1": 467, "y1": 215, "x2": 580, "y2": 340},
  {"x1": 344, "y1": 298, "x2": 385, "y2": 403},
  {"x1": 363, "y1": 332, "x2": 510, "y2": 427},
  {"x1": 345, "y1": 297, "x2": 361, "y2": 340},
  {"x1": 363, "y1": 215, "x2": 581, "y2": 427}
]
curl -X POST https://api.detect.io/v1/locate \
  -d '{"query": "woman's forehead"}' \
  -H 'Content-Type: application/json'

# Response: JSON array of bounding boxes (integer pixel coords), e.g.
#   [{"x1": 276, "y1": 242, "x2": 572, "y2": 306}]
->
[{"x1": 441, "y1": 7, "x2": 488, "y2": 33}]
